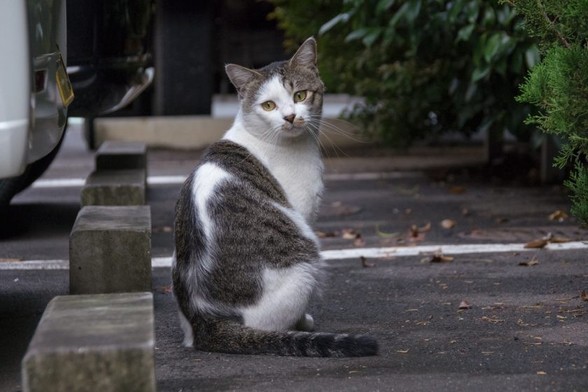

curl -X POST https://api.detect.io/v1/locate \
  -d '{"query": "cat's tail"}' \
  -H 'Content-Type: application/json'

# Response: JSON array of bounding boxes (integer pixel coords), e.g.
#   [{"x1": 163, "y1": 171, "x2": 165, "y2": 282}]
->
[{"x1": 192, "y1": 317, "x2": 378, "y2": 357}]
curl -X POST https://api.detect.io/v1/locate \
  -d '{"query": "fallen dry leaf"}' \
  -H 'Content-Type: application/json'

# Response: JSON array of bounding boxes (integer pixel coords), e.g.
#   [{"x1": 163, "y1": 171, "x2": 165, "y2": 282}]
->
[
  {"x1": 354, "y1": 235, "x2": 366, "y2": 247},
  {"x1": 342, "y1": 228, "x2": 360, "y2": 240},
  {"x1": 524, "y1": 238, "x2": 548, "y2": 249},
  {"x1": 360, "y1": 256, "x2": 375, "y2": 268},
  {"x1": 449, "y1": 185, "x2": 466, "y2": 194},
  {"x1": 327, "y1": 201, "x2": 362, "y2": 216},
  {"x1": 316, "y1": 230, "x2": 338, "y2": 238},
  {"x1": 481, "y1": 316, "x2": 505, "y2": 324},
  {"x1": 424, "y1": 249, "x2": 455, "y2": 263},
  {"x1": 0, "y1": 258, "x2": 23, "y2": 263},
  {"x1": 158, "y1": 285, "x2": 173, "y2": 294},
  {"x1": 419, "y1": 222, "x2": 432, "y2": 232},
  {"x1": 458, "y1": 300, "x2": 472, "y2": 310},
  {"x1": 549, "y1": 210, "x2": 568, "y2": 222},
  {"x1": 519, "y1": 256, "x2": 539, "y2": 267},
  {"x1": 524, "y1": 232, "x2": 572, "y2": 249},
  {"x1": 581, "y1": 290, "x2": 588, "y2": 302},
  {"x1": 549, "y1": 235, "x2": 571, "y2": 244},
  {"x1": 375, "y1": 224, "x2": 399, "y2": 239},
  {"x1": 440, "y1": 219, "x2": 457, "y2": 229},
  {"x1": 409, "y1": 222, "x2": 431, "y2": 241},
  {"x1": 536, "y1": 371, "x2": 547, "y2": 376},
  {"x1": 152, "y1": 226, "x2": 173, "y2": 233}
]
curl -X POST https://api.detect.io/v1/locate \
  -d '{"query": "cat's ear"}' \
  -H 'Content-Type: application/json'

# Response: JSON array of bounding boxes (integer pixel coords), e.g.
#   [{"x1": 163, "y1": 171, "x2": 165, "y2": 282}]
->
[
  {"x1": 289, "y1": 37, "x2": 317, "y2": 68},
  {"x1": 225, "y1": 64, "x2": 261, "y2": 93}
]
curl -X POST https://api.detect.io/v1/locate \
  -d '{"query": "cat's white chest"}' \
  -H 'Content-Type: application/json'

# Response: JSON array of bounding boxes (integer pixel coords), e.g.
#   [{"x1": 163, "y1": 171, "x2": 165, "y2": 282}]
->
[{"x1": 270, "y1": 149, "x2": 323, "y2": 221}]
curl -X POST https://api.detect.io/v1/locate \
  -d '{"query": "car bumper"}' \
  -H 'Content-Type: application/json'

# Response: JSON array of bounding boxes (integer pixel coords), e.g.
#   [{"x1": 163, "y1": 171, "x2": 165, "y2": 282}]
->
[
  {"x1": 0, "y1": 119, "x2": 29, "y2": 179},
  {"x1": 67, "y1": 62, "x2": 153, "y2": 117}
]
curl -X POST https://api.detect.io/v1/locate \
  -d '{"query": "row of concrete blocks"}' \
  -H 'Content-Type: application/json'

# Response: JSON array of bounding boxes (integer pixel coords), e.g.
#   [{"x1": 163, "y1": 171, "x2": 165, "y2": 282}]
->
[{"x1": 23, "y1": 141, "x2": 158, "y2": 392}]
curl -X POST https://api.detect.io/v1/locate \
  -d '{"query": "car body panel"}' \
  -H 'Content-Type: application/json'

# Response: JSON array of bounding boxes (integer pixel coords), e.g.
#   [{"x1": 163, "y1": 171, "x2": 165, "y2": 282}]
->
[
  {"x1": 0, "y1": 2, "x2": 31, "y2": 178},
  {"x1": 0, "y1": 0, "x2": 69, "y2": 179}
]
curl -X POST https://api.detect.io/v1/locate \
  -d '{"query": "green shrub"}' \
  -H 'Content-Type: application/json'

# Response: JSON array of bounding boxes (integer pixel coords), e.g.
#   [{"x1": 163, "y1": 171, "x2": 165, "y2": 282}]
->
[
  {"x1": 270, "y1": 0, "x2": 539, "y2": 147},
  {"x1": 510, "y1": 0, "x2": 588, "y2": 225}
]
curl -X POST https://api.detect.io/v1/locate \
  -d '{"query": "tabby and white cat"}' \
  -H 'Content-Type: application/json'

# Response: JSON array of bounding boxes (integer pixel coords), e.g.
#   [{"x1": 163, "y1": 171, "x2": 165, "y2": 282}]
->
[{"x1": 172, "y1": 37, "x2": 378, "y2": 357}]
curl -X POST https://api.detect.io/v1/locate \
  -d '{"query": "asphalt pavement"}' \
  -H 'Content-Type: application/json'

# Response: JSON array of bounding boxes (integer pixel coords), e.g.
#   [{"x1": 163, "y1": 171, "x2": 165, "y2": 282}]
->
[{"x1": 1, "y1": 123, "x2": 588, "y2": 391}]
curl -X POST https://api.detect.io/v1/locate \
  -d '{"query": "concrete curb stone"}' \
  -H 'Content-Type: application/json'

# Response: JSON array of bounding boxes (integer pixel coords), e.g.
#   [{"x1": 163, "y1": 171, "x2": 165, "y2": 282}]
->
[
  {"x1": 81, "y1": 169, "x2": 146, "y2": 206},
  {"x1": 22, "y1": 292, "x2": 155, "y2": 392},
  {"x1": 69, "y1": 205, "x2": 152, "y2": 294},
  {"x1": 96, "y1": 141, "x2": 148, "y2": 172}
]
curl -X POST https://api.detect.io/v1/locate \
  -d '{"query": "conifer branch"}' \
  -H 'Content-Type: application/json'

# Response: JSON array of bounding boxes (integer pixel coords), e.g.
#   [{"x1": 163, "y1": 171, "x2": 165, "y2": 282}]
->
[{"x1": 536, "y1": 0, "x2": 571, "y2": 48}]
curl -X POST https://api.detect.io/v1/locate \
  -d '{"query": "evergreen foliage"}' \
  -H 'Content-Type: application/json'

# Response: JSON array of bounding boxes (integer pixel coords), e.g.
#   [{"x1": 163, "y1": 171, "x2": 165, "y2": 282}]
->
[
  {"x1": 269, "y1": 0, "x2": 539, "y2": 147},
  {"x1": 509, "y1": 0, "x2": 588, "y2": 225}
]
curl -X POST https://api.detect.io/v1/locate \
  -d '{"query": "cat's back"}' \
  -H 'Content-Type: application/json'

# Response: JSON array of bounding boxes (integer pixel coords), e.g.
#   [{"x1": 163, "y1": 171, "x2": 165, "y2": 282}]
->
[
  {"x1": 175, "y1": 139, "x2": 307, "y2": 259},
  {"x1": 188, "y1": 139, "x2": 289, "y2": 206},
  {"x1": 175, "y1": 139, "x2": 321, "y2": 300}
]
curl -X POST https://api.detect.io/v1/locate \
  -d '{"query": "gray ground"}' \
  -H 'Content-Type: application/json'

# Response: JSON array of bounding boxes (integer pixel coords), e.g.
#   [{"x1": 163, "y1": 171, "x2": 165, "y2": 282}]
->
[{"x1": 1, "y1": 126, "x2": 587, "y2": 391}]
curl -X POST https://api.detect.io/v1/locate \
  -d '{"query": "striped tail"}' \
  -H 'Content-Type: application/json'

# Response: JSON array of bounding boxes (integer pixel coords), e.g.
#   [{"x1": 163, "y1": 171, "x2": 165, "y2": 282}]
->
[{"x1": 192, "y1": 317, "x2": 378, "y2": 357}]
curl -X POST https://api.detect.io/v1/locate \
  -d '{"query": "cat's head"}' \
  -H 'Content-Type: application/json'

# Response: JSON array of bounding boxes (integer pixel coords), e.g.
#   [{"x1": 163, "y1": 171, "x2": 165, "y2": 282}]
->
[{"x1": 225, "y1": 37, "x2": 324, "y2": 141}]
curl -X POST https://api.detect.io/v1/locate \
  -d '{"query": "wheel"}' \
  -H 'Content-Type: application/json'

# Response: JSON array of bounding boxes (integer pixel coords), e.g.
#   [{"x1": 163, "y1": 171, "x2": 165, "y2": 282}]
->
[
  {"x1": 0, "y1": 128, "x2": 66, "y2": 207},
  {"x1": 83, "y1": 117, "x2": 97, "y2": 150}
]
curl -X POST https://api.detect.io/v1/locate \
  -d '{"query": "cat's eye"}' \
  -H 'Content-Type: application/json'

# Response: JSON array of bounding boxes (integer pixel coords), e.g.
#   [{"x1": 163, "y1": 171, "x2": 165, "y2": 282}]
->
[
  {"x1": 261, "y1": 101, "x2": 276, "y2": 111},
  {"x1": 293, "y1": 90, "x2": 307, "y2": 103}
]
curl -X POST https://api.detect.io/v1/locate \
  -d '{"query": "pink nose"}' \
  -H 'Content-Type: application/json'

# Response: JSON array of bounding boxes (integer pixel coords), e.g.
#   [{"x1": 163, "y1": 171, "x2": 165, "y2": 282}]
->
[{"x1": 284, "y1": 114, "x2": 295, "y2": 123}]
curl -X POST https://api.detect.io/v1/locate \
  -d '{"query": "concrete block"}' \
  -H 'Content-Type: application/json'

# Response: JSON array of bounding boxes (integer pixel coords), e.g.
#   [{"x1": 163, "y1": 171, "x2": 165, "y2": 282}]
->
[
  {"x1": 22, "y1": 292, "x2": 156, "y2": 392},
  {"x1": 81, "y1": 169, "x2": 146, "y2": 206},
  {"x1": 96, "y1": 141, "x2": 147, "y2": 171},
  {"x1": 69, "y1": 206, "x2": 151, "y2": 294}
]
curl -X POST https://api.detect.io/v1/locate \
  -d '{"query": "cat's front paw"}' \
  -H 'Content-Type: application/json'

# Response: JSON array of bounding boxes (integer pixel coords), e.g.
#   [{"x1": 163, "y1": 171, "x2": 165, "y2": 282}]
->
[{"x1": 295, "y1": 313, "x2": 315, "y2": 331}]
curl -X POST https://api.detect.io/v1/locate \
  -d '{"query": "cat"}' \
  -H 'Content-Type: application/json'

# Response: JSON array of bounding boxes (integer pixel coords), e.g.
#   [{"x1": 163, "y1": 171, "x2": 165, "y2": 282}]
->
[{"x1": 172, "y1": 37, "x2": 378, "y2": 357}]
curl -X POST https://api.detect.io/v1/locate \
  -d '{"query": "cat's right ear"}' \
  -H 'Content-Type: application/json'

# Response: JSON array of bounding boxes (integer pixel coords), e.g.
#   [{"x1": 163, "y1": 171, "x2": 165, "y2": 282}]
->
[{"x1": 225, "y1": 64, "x2": 261, "y2": 94}]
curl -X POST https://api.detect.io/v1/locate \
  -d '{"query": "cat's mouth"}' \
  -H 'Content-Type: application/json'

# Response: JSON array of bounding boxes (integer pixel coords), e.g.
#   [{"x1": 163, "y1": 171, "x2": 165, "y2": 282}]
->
[{"x1": 281, "y1": 120, "x2": 307, "y2": 137}]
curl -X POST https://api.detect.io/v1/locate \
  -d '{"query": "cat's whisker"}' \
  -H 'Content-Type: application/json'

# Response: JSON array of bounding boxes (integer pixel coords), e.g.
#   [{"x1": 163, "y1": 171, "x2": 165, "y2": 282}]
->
[
  {"x1": 313, "y1": 116, "x2": 370, "y2": 145},
  {"x1": 305, "y1": 122, "x2": 332, "y2": 155},
  {"x1": 261, "y1": 124, "x2": 283, "y2": 147},
  {"x1": 306, "y1": 120, "x2": 348, "y2": 159}
]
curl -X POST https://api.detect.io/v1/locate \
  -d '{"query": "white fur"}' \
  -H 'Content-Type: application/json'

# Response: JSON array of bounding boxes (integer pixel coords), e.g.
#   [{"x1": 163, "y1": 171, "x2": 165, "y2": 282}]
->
[
  {"x1": 191, "y1": 162, "x2": 232, "y2": 271},
  {"x1": 178, "y1": 308, "x2": 194, "y2": 347},
  {"x1": 176, "y1": 162, "x2": 233, "y2": 346},
  {"x1": 240, "y1": 262, "x2": 320, "y2": 331},
  {"x1": 223, "y1": 76, "x2": 324, "y2": 222}
]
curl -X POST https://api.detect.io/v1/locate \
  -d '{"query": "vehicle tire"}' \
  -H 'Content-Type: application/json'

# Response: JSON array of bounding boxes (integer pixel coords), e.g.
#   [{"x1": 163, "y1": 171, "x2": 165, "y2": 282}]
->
[
  {"x1": 0, "y1": 127, "x2": 66, "y2": 207},
  {"x1": 83, "y1": 117, "x2": 97, "y2": 150}
]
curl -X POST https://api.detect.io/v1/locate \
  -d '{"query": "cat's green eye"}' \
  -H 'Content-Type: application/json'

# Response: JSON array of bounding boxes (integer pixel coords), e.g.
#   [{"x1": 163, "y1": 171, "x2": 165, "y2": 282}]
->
[
  {"x1": 261, "y1": 101, "x2": 276, "y2": 111},
  {"x1": 294, "y1": 90, "x2": 307, "y2": 103}
]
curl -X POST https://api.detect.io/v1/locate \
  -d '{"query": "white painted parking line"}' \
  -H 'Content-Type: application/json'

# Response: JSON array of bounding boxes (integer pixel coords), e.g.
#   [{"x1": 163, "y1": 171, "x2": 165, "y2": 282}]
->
[
  {"x1": 32, "y1": 178, "x2": 86, "y2": 188},
  {"x1": 32, "y1": 171, "x2": 422, "y2": 189},
  {"x1": 2, "y1": 241, "x2": 586, "y2": 271},
  {"x1": 320, "y1": 241, "x2": 588, "y2": 260}
]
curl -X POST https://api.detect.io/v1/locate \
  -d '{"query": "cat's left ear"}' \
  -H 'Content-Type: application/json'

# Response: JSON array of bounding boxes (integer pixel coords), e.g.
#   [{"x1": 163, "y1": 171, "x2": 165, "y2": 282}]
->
[{"x1": 289, "y1": 37, "x2": 317, "y2": 68}]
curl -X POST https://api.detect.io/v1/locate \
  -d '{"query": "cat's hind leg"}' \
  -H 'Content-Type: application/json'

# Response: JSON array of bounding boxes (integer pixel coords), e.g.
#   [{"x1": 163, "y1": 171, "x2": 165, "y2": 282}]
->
[
  {"x1": 178, "y1": 310, "x2": 194, "y2": 347},
  {"x1": 242, "y1": 264, "x2": 318, "y2": 331},
  {"x1": 295, "y1": 313, "x2": 315, "y2": 331}
]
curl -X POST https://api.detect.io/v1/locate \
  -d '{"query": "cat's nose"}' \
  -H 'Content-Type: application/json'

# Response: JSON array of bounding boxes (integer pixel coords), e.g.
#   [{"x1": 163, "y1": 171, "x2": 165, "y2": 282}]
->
[{"x1": 283, "y1": 114, "x2": 295, "y2": 123}]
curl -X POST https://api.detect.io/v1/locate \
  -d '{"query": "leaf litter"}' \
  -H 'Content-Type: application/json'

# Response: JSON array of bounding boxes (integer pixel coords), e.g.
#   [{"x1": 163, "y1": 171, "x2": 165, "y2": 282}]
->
[
  {"x1": 524, "y1": 232, "x2": 571, "y2": 249},
  {"x1": 422, "y1": 249, "x2": 455, "y2": 263},
  {"x1": 458, "y1": 300, "x2": 472, "y2": 310},
  {"x1": 440, "y1": 219, "x2": 457, "y2": 229},
  {"x1": 519, "y1": 255, "x2": 539, "y2": 267}
]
